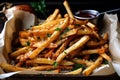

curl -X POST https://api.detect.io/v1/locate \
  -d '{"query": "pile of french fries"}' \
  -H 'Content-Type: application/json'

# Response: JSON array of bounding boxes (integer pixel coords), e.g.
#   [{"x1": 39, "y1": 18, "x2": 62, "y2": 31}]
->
[{"x1": 0, "y1": 0, "x2": 111, "y2": 76}]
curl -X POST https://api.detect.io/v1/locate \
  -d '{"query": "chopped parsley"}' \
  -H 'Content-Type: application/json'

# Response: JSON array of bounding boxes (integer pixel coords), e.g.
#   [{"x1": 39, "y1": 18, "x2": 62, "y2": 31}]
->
[
  {"x1": 64, "y1": 51, "x2": 67, "y2": 54},
  {"x1": 53, "y1": 61, "x2": 58, "y2": 67},
  {"x1": 55, "y1": 27, "x2": 61, "y2": 31},
  {"x1": 63, "y1": 28, "x2": 70, "y2": 34},
  {"x1": 26, "y1": 41, "x2": 30, "y2": 46},
  {"x1": 72, "y1": 64, "x2": 86, "y2": 71},
  {"x1": 74, "y1": 24, "x2": 80, "y2": 27},
  {"x1": 102, "y1": 59, "x2": 108, "y2": 64},
  {"x1": 47, "y1": 33, "x2": 51, "y2": 37}
]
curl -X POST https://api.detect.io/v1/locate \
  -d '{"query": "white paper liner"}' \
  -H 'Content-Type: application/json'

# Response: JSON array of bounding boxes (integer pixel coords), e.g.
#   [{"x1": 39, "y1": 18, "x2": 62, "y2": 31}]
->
[
  {"x1": 0, "y1": 11, "x2": 119, "y2": 79},
  {"x1": 103, "y1": 13, "x2": 120, "y2": 76}
]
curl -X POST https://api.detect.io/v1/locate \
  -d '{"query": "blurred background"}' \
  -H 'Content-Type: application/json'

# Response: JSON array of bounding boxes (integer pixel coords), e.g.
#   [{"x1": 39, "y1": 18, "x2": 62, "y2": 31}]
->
[{"x1": 0, "y1": 0, "x2": 120, "y2": 19}]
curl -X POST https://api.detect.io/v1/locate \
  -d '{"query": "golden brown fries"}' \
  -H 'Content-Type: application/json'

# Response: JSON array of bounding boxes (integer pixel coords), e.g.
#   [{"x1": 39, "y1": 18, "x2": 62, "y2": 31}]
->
[
  {"x1": 63, "y1": 0, "x2": 74, "y2": 19},
  {"x1": 0, "y1": 0, "x2": 111, "y2": 76},
  {"x1": 56, "y1": 35, "x2": 90, "y2": 63},
  {"x1": 64, "y1": 68, "x2": 82, "y2": 74},
  {"x1": 0, "y1": 62, "x2": 26, "y2": 72},
  {"x1": 82, "y1": 56, "x2": 103, "y2": 76}
]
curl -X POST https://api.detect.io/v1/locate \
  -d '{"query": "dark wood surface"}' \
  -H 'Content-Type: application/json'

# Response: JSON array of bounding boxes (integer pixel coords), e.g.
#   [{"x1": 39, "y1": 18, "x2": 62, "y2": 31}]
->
[{"x1": 0, "y1": 0, "x2": 120, "y2": 79}]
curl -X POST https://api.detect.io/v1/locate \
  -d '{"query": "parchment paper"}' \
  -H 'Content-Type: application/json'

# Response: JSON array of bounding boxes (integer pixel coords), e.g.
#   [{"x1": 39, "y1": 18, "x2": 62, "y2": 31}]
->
[
  {"x1": 0, "y1": 10, "x2": 119, "y2": 79},
  {"x1": 103, "y1": 13, "x2": 120, "y2": 76}
]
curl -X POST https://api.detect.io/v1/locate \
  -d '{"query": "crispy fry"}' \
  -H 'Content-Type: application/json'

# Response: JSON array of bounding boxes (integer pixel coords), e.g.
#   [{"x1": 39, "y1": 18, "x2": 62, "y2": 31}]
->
[
  {"x1": 99, "y1": 53, "x2": 112, "y2": 61},
  {"x1": 52, "y1": 41, "x2": 67, "y2": 59},
  {"x1": 30, "y1": 65, "x2": 73, "y2": 71},
  {"x1": 103, "y1": 33, "x2": 108, "y2": 41},
  {"x1": 26, "y1": 58, "x2": 54, "y2": 65},
  {"x1": 30, "y1": 65, "x2": 54, "y2": 71},
  {"x1": 72, "y1": 58, "x2": 94, "y2": 66},
  {"x1": 19, "y1": 30, "x2": 31, "y2": 38},
  {"x1": 56, "y1": 35, "x2": 90, "y2": 63},
  {"x1": 0, "y1": 62, "x2": 26, "y2": 72},
  {"x1": 60, "y1": 60, "x2": 74, "y2": 66},
  {"x1": 10, "y1": 46, "x2": 29, "y2": 58},
  {"x1": 44, "y1": 49, "x2": 54, "y2": 58},
  {"x1": 47, "y1": 43, "x2": 58, "y2": 49},
  {"x1": 52, "y1": 69, "x2": 61, "y2": 73},
  {"x1": 48, "y1": 9, "x2": 60, "y2": 21},
  {"x1": 56, "y1": 14, "x2": 62, "y2": 19},
  {"x1": 29, "y1": 17, "x2": 69, "y2": 59},
  {"x1": 82, "y1": 56, "x2": 103, "y2": 76},
  {"x1": 86, "y1": 22, "x2": 97, "y2": 31},
  {"x1": 63, "y1": 0, "x2": 74, "y2": 19},
  {"x1": 26, "y1": 58, "x2": 74, "y2": 66},
  {"x1": 32, "y1": 18, "x2": 64, "y2": 30},
  {"x1": 15, "y1": 61, "x2": 24, "y2": 67},
  {"x1": 64, "y1": 68, "x2": 82, "y2": 74},
  {"x1": 80, "y1": 48, "x2": 106, "y2": 55},
  {"x1": 61, "y1": 28, "x2": 78, "y2": 38},
  {"x1": 53, "y1": 36, "x2": 73, "y2": 59},
  {"x1": 87, "y1": 40, "x2": 107, "y2": 47}
]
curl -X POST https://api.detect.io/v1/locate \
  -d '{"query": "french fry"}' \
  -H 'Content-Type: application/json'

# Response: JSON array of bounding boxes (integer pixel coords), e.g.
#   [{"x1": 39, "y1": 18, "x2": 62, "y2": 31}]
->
[
  {"x1": 26, "y1": 58, "x2": 74, "y2": 66},
  {"x1": 86, "y1": 22, "x2": 97, "y2": 31},
  {"x1": 99, "y1": 53, "x2": 112, "y2": 61},
  {"x1": 32, "y1": 18, "x2": 64, "y2": 30},
  {"x1": 29, "y1": 17, "x2": 69, "y2": 59},
  {"x1": 82, "y1": 56, "x2": 103, "y2": 76},
  {"x1": 53, "y1": 36, "x2": 73, "y2": 59},
  {"x1": 86, "y1": 40, "x2": 107, "y2": 47},
  {"x1": 26, "y1": 58, "x2": 55, "y2": 65},
  {"x1": 103, "y1": 32, "x2": 108, "y2": 41},
  {"x1": 63, "y1": 0, "x2": 74, "y2": 19},
  {"x1": 10, "y1": 46, "x2": 29, "y2": 58},
  {"x1": 30, "y1": 65, "x2": 73, "y2": 71},
  {"x1": 52, "y1": 41, "x2": 67, "y2": 59},
  {"x1": 30, "y1": 65, "x2": 54, "y2": 71},
  {"x1": 31, "y1": 29, "x2": 54, "y2": 36},
  {"x1": 48, "y1": 9, "x2": 60, "y2": 21},
  {"x1": 64, "y1": 68, "x2": 82, "y2": 74},
  {"x1": 44, "y1": 49, "x2": 54, "y2": 58},
  {"x1": 56, "y1": 35, "x2": 90, "y2": 63},
  {"x1": 74, "y1": 19, "x2": 88, "y2": 25},
  {"x1": 56, "y1": 14, "x2": 62, "y2": 19},
  {"x1": 47, "y1": 43, "x2": 58, "y2": 49},
  {"x1": 60, "y1": 60, "x2": 74, "y2": 66},
  {"x1": 51, "y1": 69, "x2": 61, "y2": 73},
  {"x1": 16, "y1": 47, "x2": 34, "y2": 62},
  {"x1": 15, "y1": 61, "x2": 24, "y2": 67},
  {"x1": 61, "y1": 28, "x2": 78, "y2": 38},
  {"x1": 72, "y1": 58, "x2": 94, "y2": 66},
  {"x1": 19, "y1": 30, "x2": 31, "y2": 38},
  {"x1": 0, "y1": 62, "x2": 26, "y2": 72},
  {"x1": 80, "y1": 48, "x2": 106, "y2": 55}
]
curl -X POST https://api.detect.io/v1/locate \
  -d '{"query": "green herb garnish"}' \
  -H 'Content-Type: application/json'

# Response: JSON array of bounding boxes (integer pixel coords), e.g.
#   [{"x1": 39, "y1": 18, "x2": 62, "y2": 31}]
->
[
  {"x1": 103, "y1": 59, "x2": 108, "y2": 64},
  {"x1": 63, "y1": 28, "x2": 70, "y2": 34},
  {"x1": 47, "y1": 33, "x2": 51, "y2": 37},
  {"x1": 72, "y1": 64, "x2": 86, "y2": 71},
  {"x1": 74, "y1": 24, "x2": 80, "y2": 27},
  {"x1": 26, "y1": 41, "x2": 30, "y2": 46},
  {"x1": 53, "y1": 61, "x2": 58, "y2": 67},
  {"x1": 64, "y1": 52, "x2": 67, "y2": 54},
  {"x1": 55, "y1": 27, "x2": 61, "y2": 31},
  {"x1": 30, "y1": 0, "x2": 47, "y2": 18}
]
